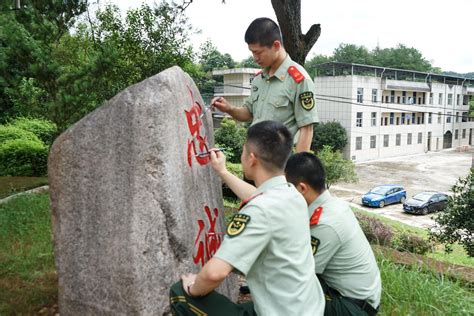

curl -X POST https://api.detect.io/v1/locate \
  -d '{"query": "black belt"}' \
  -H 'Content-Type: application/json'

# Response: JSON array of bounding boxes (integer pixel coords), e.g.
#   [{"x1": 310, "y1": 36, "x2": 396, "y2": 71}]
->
[{"x1": 346, "y1": 297, "x2": 379, "y2": 316}]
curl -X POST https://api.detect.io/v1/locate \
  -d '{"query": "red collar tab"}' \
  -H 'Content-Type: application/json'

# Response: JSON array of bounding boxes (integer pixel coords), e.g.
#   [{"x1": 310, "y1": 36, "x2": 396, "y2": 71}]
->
[
  {"x1": 310, "y1": 206, "x2": 323, "y2": 226},
  {"x1": 239, "y1": 193, "x2": 263, "y2": 211},
  {"x1": 287, "y1": 66, "x2": 304, "y2": 83},
  {"x1": 255, "y1": 70, "x2": 263, "y2": 76}
]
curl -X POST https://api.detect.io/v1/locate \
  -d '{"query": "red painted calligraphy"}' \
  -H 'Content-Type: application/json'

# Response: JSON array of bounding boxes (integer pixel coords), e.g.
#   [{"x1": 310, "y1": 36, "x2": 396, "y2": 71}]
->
[
  {"x1": 185, "y1": 88, "x2": 210, "y2": 167},
  {"x1": 192, "y1": 206, "x2": 224, "y2": 267}
]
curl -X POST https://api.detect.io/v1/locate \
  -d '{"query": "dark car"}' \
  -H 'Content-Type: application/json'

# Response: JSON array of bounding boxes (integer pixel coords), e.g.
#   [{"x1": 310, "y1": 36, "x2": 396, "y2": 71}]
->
[
  {"x1": 361, "y1": 184, "x2": 407, "y2": 208},
  {"x1": 403, "y1": 192, "x2": 449, "y2": 215}
]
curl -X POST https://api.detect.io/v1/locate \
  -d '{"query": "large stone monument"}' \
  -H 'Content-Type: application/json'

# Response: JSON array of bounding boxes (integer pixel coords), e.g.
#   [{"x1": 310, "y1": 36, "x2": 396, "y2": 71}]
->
[{"x1": 48, "y1": 66, "x2": 237, "y2": 314}]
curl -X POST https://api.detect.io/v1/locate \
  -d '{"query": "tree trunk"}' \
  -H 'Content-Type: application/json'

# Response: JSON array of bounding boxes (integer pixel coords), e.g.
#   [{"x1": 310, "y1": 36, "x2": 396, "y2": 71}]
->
[{"x1": 270, "y1": 0, "x2": 321, "y2": 66}]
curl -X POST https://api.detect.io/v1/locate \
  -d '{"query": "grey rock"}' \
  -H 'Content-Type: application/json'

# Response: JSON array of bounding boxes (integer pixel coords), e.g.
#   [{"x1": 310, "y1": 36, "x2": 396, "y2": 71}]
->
[{"x1": 48, "y1": 66, "x2": 237, "y2": 315}]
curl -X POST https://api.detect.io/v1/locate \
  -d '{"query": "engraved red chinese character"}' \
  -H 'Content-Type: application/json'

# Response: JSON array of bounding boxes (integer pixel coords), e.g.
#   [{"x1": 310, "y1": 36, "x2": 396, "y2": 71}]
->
[
  {"x1": 185, "y1": 87, "x2": 210, "y2": 167},
  {"x1": 192, "y1": 206, "x2": 223, "y2": 267}
]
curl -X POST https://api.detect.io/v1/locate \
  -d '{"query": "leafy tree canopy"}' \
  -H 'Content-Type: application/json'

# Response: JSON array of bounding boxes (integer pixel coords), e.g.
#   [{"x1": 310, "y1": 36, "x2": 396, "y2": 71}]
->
[
  {"x1": 316, "y1": 145, "x2": 358, "y2": 189},
  {"x1": 311, "y1": 121, "x2": 348, "y2": 152}
]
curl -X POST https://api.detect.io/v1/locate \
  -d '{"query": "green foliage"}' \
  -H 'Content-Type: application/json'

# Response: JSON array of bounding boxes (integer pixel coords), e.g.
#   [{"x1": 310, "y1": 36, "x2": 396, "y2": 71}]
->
[
  {"x1": 238, "y1": 56, "x2": 260, "y2": 68},
  {"x1": 316, "y1": 145, "x2": 358, "y2": 188},
  {"x1": 311, "y1": 121, "x2": 348, "y2": 152},
  {"x1": 0, "y1": 139, "x2": 48, "y2": 176},
  {"x1": 430, "y1": 169, "x2": 474, "y2": 257},
  {"x1": 199, "y1": 39, "x2": 235, "y2": 73},
  {"x1": 393, "y1": 232, "x2": 433, "y2": 255},
  {"x1": 306, "y1": 54, "x2": 333, "y2": 78},
  {"x1": 9, "y1": 117, "x2": 57, "y2": 145},
  {"x1": 226, "y1": 162, "x2": 243, "y2": 179},
  {"x1": 214, "y1": 118, "x2": 247, "y2": 163},
  {"x1": 333, "y1": 43, "x2": 372, "y2": 64},
  {"x1": 355, "y1": 212, "x2": 393, "y2": 246},
  {"x1": 0, "y1": 125, "x2": 41, "y2": 144}
]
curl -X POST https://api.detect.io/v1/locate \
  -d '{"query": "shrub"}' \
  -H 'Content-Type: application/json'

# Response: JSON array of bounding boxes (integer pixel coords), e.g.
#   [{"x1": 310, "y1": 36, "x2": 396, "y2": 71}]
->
[
  {"x1": 214, "y1": 118, "x2": 246, "y2": 163},
  {"x1": 221, "y1": 162, "x2": 243, "y2": 199},
  {"x1": 311, "y1": 121, "x2": 348, "y2": 152},
  {"x1": 10, "y1": 117, "x2": 58, "y2": 145},
  {"x1": 0, "y1": 125, "x2": 41, "y2": 144},
  {"x1": 0, "y1": 139, "x2": 48, "y2": 176},
  {"x1": 355, "y1": 212, "x2": 393, "y2": 246},
  {"x1": 393, "y1": 232, "x2": 433, "y2": 255}
]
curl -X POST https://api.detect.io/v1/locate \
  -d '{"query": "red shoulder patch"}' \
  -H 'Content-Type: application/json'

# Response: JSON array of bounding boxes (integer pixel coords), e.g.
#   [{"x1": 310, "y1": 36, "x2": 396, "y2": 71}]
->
[
  {"x1": 288, "y1": 66, "x2": 304, "y2": 83},
  {"x1": 310, "y1": 206, "x2": 323, "y2": 226}
]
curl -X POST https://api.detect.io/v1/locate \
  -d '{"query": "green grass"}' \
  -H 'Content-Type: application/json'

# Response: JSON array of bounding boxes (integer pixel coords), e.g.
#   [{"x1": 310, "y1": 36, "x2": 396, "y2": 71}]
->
[
  {"x1": 0, "y1": 193, "x2": 56, "y2": 314},
  {"x1": 0, "y1": 176, "x2": 48, "y2": 199},
  {"x1": 378, "y1": 255, "x2": 473, "y2": 315}
]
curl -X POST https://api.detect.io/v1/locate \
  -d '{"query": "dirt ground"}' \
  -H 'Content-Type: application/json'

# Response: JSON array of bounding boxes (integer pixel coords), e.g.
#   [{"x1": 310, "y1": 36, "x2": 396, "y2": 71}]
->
[{"x1": 330, "y1": 148, "x2": 474, "y2": 229}]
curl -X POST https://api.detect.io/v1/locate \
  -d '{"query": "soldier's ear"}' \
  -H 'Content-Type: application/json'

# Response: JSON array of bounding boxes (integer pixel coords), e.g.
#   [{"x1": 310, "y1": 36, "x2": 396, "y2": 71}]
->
[
  {"x1": 272, "y1": 40, "x2": 282, "y2": 51},
  {"x1": 297, "y1": 182, "x2": 309, "y2": 195}
]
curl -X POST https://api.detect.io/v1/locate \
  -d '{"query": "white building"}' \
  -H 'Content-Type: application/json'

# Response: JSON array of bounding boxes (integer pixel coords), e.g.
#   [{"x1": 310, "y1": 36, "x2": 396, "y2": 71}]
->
[
  {"x1": 314, "y1": 62, "x2": 474, "y2": 162},
  {"x1": 211, "y1": 68, "x2": 259, "y2": 127}
]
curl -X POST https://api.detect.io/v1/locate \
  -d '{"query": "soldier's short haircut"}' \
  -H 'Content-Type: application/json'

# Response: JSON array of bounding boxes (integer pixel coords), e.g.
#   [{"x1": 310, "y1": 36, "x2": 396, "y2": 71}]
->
[
  {"x1": 285, "y1": 152, "x2": 326, "y2": 193},
  {"x1": 244, "y1": 17, "x2": 283, "y2": 48},
  {"x1": 245, "y1": 120, "x2": 292, "y2": 172}
]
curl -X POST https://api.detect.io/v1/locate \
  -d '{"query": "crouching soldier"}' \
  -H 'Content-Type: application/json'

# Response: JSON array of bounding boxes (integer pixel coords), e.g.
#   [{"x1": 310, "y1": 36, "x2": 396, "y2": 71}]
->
[{"x1": 285, "y1": 152, "x2": 381, "y2": 316}]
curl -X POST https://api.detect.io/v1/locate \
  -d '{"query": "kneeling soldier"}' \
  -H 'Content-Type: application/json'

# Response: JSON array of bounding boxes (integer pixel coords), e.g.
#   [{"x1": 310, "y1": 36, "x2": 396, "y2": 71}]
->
[{"x1": 285, "y1": 153, "x2": 381, "y2": 316}]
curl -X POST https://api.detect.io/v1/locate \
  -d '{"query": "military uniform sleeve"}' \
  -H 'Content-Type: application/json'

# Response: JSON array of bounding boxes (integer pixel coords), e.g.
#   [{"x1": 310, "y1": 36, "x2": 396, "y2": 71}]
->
[
  {"x1": 311, "y1": 224, "x2": 341, "y2": 274},
  {"x1": 294, "y1": 75, "x2": 319, "y2": 128},
  {"x1": 214, "y1": 204, "x2": 270, "y2": 275}
]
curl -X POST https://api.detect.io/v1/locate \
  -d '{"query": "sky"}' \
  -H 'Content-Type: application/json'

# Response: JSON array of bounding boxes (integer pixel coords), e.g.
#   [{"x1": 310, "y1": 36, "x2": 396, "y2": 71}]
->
[{"x1": 107, "y1": 0, "x2": 474, "y2": 73}]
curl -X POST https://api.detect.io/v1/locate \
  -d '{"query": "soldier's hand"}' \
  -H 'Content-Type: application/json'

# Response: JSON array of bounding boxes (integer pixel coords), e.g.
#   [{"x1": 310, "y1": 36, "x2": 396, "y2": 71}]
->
[
  {"x1": 210, "y1": 148, "x2": 227, "y2": 176},
  {"x1": 181, "y1": 273, "x2": 197, "y2": 296},
  {"x1": 211, "y1": 97, "x2": 231, "y2": 113}
]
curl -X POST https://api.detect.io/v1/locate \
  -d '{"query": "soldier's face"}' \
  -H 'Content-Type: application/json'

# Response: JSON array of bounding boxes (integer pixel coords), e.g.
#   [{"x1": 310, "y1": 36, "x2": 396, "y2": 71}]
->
[
  {"x1": 248, "y1": 42, "x2": 278, "y2": 68},
  {"x1": 241, "y1": 144, "x2": 253, "y2": 180}
]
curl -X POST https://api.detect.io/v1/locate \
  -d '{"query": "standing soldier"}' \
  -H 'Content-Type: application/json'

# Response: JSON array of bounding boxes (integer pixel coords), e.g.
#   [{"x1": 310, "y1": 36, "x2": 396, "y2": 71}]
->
[{"x1": 212, "y1": 17, "x2": 319, "y2": 152}]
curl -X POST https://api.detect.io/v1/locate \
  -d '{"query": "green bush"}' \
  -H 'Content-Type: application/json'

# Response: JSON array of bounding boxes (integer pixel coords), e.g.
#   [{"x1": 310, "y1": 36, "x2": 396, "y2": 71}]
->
[
  {"x1": 0, "y1": 125, "x2": 41, "y2": 144},
  {"x1": 214, "y1": 118, "x2": 246, "y2": 163},
  {"x1": 393, "y1": 232, "x2": 433, "y2": 255},
  {"x1": 355, "y1": 212, "x2": 393, "y2": 246},
  {"x1": 311, "y1": 121, "x2": 348, "y2": 152},
  {"x1": 10, "y1": 117, "x2": 58, "y2": 145},
  {"x1": 0, "y1": 139, "x2": 48, "y2": 176}
]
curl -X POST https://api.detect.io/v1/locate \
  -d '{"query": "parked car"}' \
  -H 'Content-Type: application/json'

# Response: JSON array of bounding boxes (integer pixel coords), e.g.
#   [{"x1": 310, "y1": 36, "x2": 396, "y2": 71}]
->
[
  {"x1": 403, "y1": 192, "x2": 449, "y2": 215},
  {"x1": 361, "y1": 185, "x2": 406, "y2": 208}
]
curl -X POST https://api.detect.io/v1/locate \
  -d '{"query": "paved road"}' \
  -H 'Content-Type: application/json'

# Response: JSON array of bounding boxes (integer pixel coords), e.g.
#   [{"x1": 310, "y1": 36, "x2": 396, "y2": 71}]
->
[{"x1": 330, "y1": 149, "x2": 473, "y2": 229}]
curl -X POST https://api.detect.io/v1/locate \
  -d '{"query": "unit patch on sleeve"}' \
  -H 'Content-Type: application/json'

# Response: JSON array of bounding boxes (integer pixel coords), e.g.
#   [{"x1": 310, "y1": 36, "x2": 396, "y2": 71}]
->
[
  {"x1": 299, "y1": 91, "x2": 315, "y2": 111},
  {"x1": 311, "y1": 236, "x2": 320, "y2": 256},
  {"x1": 227, "y1": 214, "x2": 251, "y2": 237}
]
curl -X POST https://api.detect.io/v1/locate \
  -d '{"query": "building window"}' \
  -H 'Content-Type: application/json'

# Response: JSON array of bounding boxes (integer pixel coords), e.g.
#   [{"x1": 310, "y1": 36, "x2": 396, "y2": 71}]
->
[
  {"x1": 385, "y1": 95, "x2": 389, "y2": 103},
  {"x1": 448, "y1": 93, "x2": 453, "y2": 105},
  {"x1": 462, "y1": 112, "x2": 468, "y2": 122},
  {"x1": 396, "y1": 117, "x2": 400, "y2": 125},
  {"x1": 357, "y1": 88, "x2": 364, "y2": 103},
  {"x1": 371, "y1": 112, "x2": 377, "y2": 126},
  {"x1": 417, "y1": 116, "x2": 421, "y2": 124},
  {"x1": 390, "y1": 91, "x2": 395, "y2": 103},
  {"x1": 428, "y1": 113, "x2": 432, "y2": 124},
  {"x1": 401, "y1": 113, "x2": 406, "y2": 124},
  {"x1": 370, "y1": 135, "x2": 376, "y2": 148},
  {"x1": 402, "y1": 91, "x2": 406, "y2": 104},
  {"x1": 389, "y1": 112, "x2": 394, "y2": 125},
  {"x1": 412, "y1": 112, "x2": 416, "y2": 124},
  {"x1": 457, "y1": 94, "x2": 461, "y2": 106},
  {"x1": 463, "y1": 129, "x2": 466, "y2": 139},
  {"x1": 356, "y1": 137, "x2": 362, "y2": 150},
  {"x1": 396, "y1": 134, "x2": 401, "y2": 146},
  {"x1": 372, "y1": 89, "x2": 377, "y2": 103},
  {"x1": 384, "y1": 135, "x2": 389, "y2": 147},
  {"x1": 456, "y1": 112, "x2": 459, "y2": 123},
  {"x1": 438, "y1": 112, "x2": 442, "y2": 124},
  {"x1": 384, "y1": 117, "x2": 388, "y2": 125},
  {"x1": 455, "y1": 130, "x2": 459, "y2": 140},
  {"x1": 413, "y1": 92, "x2": 417, "y2": 104},
  {"x1": 407, "y1": 133, "x2": 412, "y2": 145},
  {"x1": 356, "y1": 112, "x2": 363, "y2": 127},
  {"x1": 418, "y1": 132, "x2": 422, "y2": 144},
  {"x1": 429, "y1": 93, "x2": 433, "y2": 105},
  {"x1": 397, "y1": 96, "x2": 400, "y2": 104},
  {"x1": 447, "y1": 112, "x2": 452, "y2": 123},
  {"x1": 438, "y1": 93, "x2": 443, "y2": 105}
]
